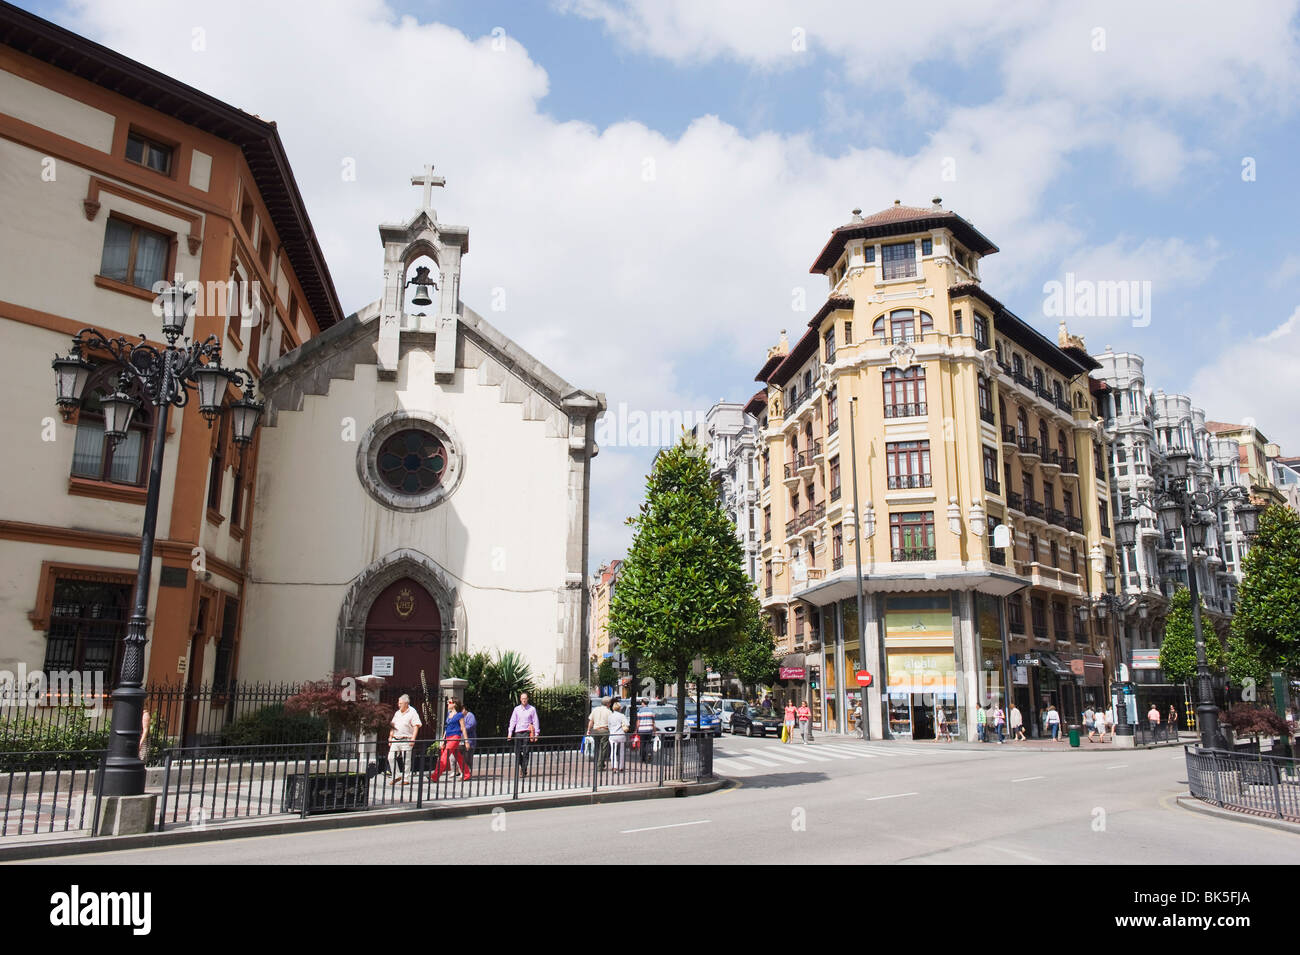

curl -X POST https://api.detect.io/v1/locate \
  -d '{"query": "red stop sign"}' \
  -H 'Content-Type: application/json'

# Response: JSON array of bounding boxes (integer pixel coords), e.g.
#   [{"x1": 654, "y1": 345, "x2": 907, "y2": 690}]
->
[{"x1": 856, "y1": 670, "x2": 873, "y2": 687}]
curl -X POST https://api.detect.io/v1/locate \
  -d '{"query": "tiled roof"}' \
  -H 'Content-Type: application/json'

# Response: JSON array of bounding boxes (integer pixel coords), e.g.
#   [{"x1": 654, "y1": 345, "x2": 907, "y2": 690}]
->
[{"x1": 809, "y1": 200, "x2": 998, "y2": 274}]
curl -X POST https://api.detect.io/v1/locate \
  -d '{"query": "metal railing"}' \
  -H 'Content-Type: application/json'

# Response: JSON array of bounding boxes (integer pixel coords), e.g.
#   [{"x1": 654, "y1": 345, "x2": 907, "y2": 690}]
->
[
  {"x1": 884, "y1": 402, "x2": 926, "y2": 418},
  {"x1": 1018, "y1": 436, "x2": 1041, "y2": 457},
  {"x1": 979, "y1": 407, "x2": 997, "y2": 425},
  {"x1": 1135, "y1": 722, "x2": 1178, "y2": 745},
  {"x1": 1185, "y1": 745, "x2": 1300, "y2": 822},
  {"x1": 830, "y1": 484, "x2": 841, "y2": 501},
  {"x1": 1002, "y1": 425, "x2": 1017, "y2": 444},
  {"x1": 828, "y1": 418, "x2": 839, "y2": 435},
  {"x1": 1007, "y1": 490, "x2": 1023, "y2": 511},
  {"x1": 0, "y1": 750, "x2": 105, "y2": 838},
  {"x1": 887, "y1": 473, "x2": 932, "y2": 489},
  {"x1": 892, "y1": 547, "x2": 936, "y2": 561},
  {"x1": 984, "y1": 477, "x2": 1000, "y2": 494},
  {"x1": 157, "y1": 734, "x2": 713, "y2": 830}
]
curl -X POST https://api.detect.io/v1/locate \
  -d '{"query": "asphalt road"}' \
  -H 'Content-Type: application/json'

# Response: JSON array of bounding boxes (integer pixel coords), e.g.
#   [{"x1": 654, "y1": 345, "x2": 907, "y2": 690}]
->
[{"x1": 17, "y1": 736, "x2": 1299, "y2": 864}]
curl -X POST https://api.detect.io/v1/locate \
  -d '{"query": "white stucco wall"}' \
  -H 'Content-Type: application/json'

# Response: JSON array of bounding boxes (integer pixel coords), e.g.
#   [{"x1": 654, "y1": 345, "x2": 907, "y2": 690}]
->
[{"x1": 239, "y1": 338, "x2": 573, "y2": 685}]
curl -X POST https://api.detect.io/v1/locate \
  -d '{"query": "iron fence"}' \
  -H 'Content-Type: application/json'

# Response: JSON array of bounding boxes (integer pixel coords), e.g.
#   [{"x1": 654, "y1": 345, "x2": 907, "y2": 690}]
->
[
  {"x1": 1134, "y1": 722, "x2": 1178, "y2": 745},
  {"x1": 0, "y1": 750, "x2": 104, "y2": 838},
  {"x1": 1184, "y1": 745, "x2": 1300, "y2": 822},
  {"x1": 157, "y1": 733, "x2": 713, "y2": 831}
]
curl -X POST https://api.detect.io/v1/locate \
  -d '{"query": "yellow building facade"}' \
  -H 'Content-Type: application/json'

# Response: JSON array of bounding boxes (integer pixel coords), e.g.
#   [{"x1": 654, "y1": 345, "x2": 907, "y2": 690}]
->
[{"x1": 753, "y1": 201, "x2": 1117, "y2": 740}]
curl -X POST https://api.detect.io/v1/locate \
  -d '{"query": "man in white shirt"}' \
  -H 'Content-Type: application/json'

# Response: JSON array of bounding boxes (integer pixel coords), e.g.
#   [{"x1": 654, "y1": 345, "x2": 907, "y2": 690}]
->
[
  {"x1": 388, "y1": 695, "x2": 422, "y2": 784},
  {"x1": 587, "y1": 697, "x2": 613, "y2": 771}
]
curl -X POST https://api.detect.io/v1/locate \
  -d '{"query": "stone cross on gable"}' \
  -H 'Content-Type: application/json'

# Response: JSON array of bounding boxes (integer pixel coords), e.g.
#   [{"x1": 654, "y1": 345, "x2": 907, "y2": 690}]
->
[{"x1": 411, "y1": 164, "x2": 446, "y2": 215}]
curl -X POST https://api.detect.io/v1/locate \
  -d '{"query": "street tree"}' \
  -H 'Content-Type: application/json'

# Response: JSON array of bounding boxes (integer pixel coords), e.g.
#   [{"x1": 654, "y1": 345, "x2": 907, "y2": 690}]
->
[
  {"x1": 1158, "y1": 586, "x2": 1224, "y2": 685},
  {"x1": 610, "y1": 437, "x2": 755, "y2": 777},
  {"x1": 710, "y1": 600, "x2": 781, "y2": 697},
  {"x1": 1231, "y1": 503, "x2": 1300, "y2": 681}
]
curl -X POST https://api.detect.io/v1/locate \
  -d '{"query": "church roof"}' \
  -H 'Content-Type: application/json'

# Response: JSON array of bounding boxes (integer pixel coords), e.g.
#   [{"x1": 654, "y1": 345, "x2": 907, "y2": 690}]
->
[{"x1": 0, "y1": 2, "x2": 345, "y2": 329}]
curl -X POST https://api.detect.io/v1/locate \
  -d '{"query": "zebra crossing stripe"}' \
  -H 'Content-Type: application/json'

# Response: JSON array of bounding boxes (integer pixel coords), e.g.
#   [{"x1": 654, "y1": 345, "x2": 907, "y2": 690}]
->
[
  {"x1": 817, "y1": 744, "x2": 885, "y2": 758},
  {"x1": 728, "y1": 753, "x2": 783, "y2": 767},
  {"x1": 754, "y1": 748, "x2": 833, "y2": 764}
]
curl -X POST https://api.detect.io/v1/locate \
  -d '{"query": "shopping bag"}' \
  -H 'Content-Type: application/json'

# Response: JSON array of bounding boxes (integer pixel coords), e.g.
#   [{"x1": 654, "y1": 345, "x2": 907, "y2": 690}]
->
[
  {"x1": 631, "y1": 733, "x2": 640, "y2": 750},
  {"x1": 582, "y1": 735, "x2": 594, "y2": 757},
  {"x1": 780, "y1": 725, "x2": 789, "y2": 743}
]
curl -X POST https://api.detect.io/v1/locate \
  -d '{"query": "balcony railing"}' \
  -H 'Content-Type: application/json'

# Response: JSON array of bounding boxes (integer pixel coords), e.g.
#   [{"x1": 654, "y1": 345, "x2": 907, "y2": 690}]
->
[
  {"x1": 765, "y1": 585, "x2": 773, "y2": 597},
  {"x1": 884, "y1": 402, "x2": 926, "y2": 418},
  {"x1": 830, "y1": 484, "x2": 841, "y2": 502},
  {"x1": 1056, "y1": 396, "x2": 1073, "y2": 414},
  {"x1": 1013, "y1": 370, "x2": 1033, "y2": 389},
  {"x1": 797, "y1": 451, "x2": 814, "y2": 469},
  {"x1": 811, "y1": 439, "x2": 824, "y2": 459},
  {"x1": 984, "y1": 477, "x2": 1001, "y2": 494},
  {"x1": 1007, "y1": 490, "x2": 1023, "y2": 511},
  {"x1": 1024, "y1": 499, "x2": 1044, "y2": 519},
  {"x1": 1035, "y1": 383, "x2": 1054, "y2": 402},
  {"x1": 762, "y1": 472, "x2": 770, "y2": 488},
  {"x1": 979, "y1": 407, "x2": 997, "y2": 425},
  {"x1": 1041, "y1": 449, "x2": 1060, "y2": 467},
  {"x1": 828, "y1": 417, "x2": 839, "y2": 435},
  {"x1": 786, "y1": 518, "x2": 798, "y2": 538},
  {"x1": 989, "y1": 548, "x2": 1006, "y2": 565},
  {"x1": 892, "y1": 547, "x2": 936, "y2": 561},
  {"x1": 1064, "y1": 515, "x2": 1083, "y2": 533},
  {"x1": 887, "y1": 474, "x2": 932, "y2": 489},
  {"x1": 1033, "y1": 624, "x2": 1049, "y2": 641},
  {"x1": 1018, "y1": 436, "x2": 1041, "y2": 457},
  {"x1": 1047, "y1": 507, "x2": 1066, "y2": 527},
  {"x1": 832, "y1": 555, "x2": 844, "y2": 570},
  {"x1": 1100, "y1": 523, "x2": 1112, "y2": 538},
  {"x1": 1060, "y1": 456, "x2": 1078, "y2": 475},
  {"x1": 784, "y1": 463, "x2": 795, "y2": 480},
  {"x1": 997, "y1": 358, "x2": 1013, "y2": 376},
  {"x1": 812, "y1": 501, "x2": 825, "y2": 522},
  {"x1": 1095, "y1": 460, "x2": 1106, "y2": 480},
  {"x1": 1002, "y1": 425, "x2": 1018, "y2": 444},
  {"x1": 764, "y1": 528, "x2": 771, "y2": 542}
]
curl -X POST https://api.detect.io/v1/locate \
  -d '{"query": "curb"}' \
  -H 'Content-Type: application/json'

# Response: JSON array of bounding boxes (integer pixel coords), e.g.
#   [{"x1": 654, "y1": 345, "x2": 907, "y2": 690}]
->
[
  {"x1": 1174, "y1": 793, "x2": 1300, "y2": 836},
  {"x1": 0, "y1": 777, "x2": 727, "y2": 862}
]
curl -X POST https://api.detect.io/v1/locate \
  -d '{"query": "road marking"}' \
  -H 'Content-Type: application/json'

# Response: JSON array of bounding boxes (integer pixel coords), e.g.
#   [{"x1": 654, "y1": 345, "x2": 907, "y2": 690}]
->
[
  {"x1": 866, "y1": 792, "x2": 918, "y2": 801},
  {"x1": 1106, "y1": 764, "x2": 1128, "y2": 770},
  {"x1": 620, "y1": 820, "x2": 711, "y2": 834},
  {"x1": 729, "y1": 754, "x2": 782, "y2": 767},
  {"x1": 1011, "y1": 775, "x2": 1046, "y2": 782}
]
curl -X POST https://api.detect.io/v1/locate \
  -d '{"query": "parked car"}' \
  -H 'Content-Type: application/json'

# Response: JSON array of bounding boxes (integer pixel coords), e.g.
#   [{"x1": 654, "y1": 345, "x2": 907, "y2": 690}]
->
[
  {"x1": 684, "y1": 703, "x2": 722, "y2": 737},
  {"x1": 730, "y1": 705, "x2": 784, "y2": 738},
  {"x1": 715, "y1": 699, "x2": 747, "y2": 729}
]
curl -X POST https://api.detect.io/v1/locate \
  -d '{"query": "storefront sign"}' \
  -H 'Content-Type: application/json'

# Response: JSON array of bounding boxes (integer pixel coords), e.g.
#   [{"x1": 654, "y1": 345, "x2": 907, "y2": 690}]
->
[
  {"x1": 372, "y1": 656, "x2": 394, "y2": 677},
  {"x1": 886, "y1": 652, "x2": 957, "y2": 694},
  {"x1": 855, "y1": 670, "x2": 873, "y2": 687},
  {"x1": 1070, "y1": 659, "x2": 1085, "y2": 676},
  {"x1": 1012, "y1": 665, "x2": 1028, "y2": 685},
  {"x1": 779, "y1": 667, "x2": 806, "y2": 680},
  {"x1": 1131, "y1": 649, "x2": 1161, "y2": 670}
]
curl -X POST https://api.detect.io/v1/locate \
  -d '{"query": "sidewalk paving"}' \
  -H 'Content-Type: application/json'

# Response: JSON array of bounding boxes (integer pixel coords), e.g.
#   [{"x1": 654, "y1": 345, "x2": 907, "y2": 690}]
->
[{"x1": 810, "y1": 731, "x2": 1194, "y2": 751}]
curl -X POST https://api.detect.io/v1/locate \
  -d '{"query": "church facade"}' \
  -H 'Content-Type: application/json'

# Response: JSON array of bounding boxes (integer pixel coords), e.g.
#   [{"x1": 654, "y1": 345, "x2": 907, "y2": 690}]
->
[{"x1": 240, "y1": 189, "x2": 605, "y2": 689}]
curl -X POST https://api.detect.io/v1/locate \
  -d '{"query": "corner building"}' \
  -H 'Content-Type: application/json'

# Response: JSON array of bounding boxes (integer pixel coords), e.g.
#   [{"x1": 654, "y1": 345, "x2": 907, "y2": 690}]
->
[{"x1": 754, "y1": 201, "x2": 1117, "y2": 740}]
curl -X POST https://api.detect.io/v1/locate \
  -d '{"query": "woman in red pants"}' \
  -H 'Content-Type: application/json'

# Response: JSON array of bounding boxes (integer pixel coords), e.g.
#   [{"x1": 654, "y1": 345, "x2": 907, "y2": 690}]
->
[{"x1": 429, "y1": 698, "x2": 471, "y2": 782}]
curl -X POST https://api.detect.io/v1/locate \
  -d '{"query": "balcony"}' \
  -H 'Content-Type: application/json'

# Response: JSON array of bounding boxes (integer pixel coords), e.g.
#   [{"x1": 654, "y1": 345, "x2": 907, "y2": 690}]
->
[
  {"x1": 1013, "y1": 370, "x2": 1034, "y2": 390},
  {"x1": 762, "y1": 472, "x2": 770, "y2": 488},
  {"x1": 884, "y1": 402, "x2": 927, "y2": 418},
  {"x1": 828, "y1": 417, "x2": 839, "y2": 436},
  {"x1": 811, "y1": 501, "x2": 826, "y2": 525},
  {"x1": 1040, "y1": 449, "x2": 1061, "y2": 473},
  {"x1": 797, "y1": 451, "x2": 816, "y2": 477},
  {"x1": 830, "y1": 484, "x2": 841, "y2": 502},
  {"x1": 811, "y1": 439, "x2": 825, "y2": 462},
  {"x1": 785, "y1": 518, "x2": 799, "y2": 538},
  {"x1": 1024, "y1": 498, "x2": 1045, "y2": 521},
  {"x1": 1033, "y1": 624, "x2": 1049, "y2": 641},
  {"x1": 783, "y1": 462, "x2": 801, "y2": 487},
  {"x1": 1006, "y1": 490, "x2": 1024, "y2": 512},
  {"x1": 1035, "y1": 382, "x2": 1054, "y2": 403},
  {"x1": 1056, "y1": 396, "x2": 1073, "y2": 415},
  {"x1": 1017, "y1": 436, "x2": 1042, "y2": 461},
  {"x1": 887, "y1": 474, "x2": 932, "y2": 490},
  {"x1": 765, "y1": 585, "x2": 773, "y2": 598},
  {"x1": 892, "y1": 547, "x2": 936, "y2": 561},
  {"x1": 832, "y1": 555, "x2": 844, "y2": 570},
  {"x1": 989, "y1": 548, "x2": 1006, "y2": 565},
  {"x1": 984, "y1": 477, "x2": 1001, "y2": 495},
  {"x1": 979, "y1": 407, "x2": 997, "y2": 426},
  {"x1": 1095, "y1": 460, "x2": 1106, "y2": 480},
  {"x1": 764, "y1": 527, "x2": 772, "y2": 542},
  {"x1": 1059, "y1": 456, "x2": 1078, "y2": 475},
  {"x1": 1064, "y1": 515, "x2": 1083, "y2": 534},
  {"x1": 1100, "y1": 523, "x2": 1112, "y2": 538},
  {"x1": 1047, "y1": 507, "x2": 1066, "y2": 527},
  {"x1": 1001, "y1": 425, "x2": 1018, "y2": 447},
  {"x1": 997, "y1": 358, "x2": 1013, "y2": 377}
]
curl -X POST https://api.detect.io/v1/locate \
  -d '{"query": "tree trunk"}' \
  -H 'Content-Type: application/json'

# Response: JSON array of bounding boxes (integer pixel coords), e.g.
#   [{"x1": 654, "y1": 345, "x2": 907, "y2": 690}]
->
[{"x1": 675, "y1": 665, "x2": 686, "y2": 781}]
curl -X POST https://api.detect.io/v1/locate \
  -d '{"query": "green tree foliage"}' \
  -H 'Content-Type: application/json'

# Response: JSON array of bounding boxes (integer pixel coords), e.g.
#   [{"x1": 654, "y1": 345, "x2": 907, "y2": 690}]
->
[
  {"x1": 533, "y1": 684, "x2": 591, "y2": 736},
  {"x1": 595, "y1": 657, "x2": 618, "y2": 691},
  {"x1": 1226, "y1": 626, "x2": 1272, "y2": 696},
  {"x1": 610, "y1": 437, "x2": 757, "y2": 772},
  {"x1": 710, "y1": 602, "x2": 781, "y2": 692},
  {"x1": 1231, "y1": 504, "x2": 1300, "y2": 678},
  {"x1": 1159, "y1": 587, "x2": 1225, "y2": 683}
]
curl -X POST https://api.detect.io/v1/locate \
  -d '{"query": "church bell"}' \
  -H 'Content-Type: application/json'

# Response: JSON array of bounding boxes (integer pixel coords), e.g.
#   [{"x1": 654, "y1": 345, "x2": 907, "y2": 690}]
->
[{"x1": 407, "y1": 265, "x2": 437, "y2": 307}]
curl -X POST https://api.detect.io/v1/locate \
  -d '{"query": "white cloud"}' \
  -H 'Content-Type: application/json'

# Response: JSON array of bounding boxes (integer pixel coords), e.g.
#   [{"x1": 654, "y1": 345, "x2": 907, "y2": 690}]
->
[{"x1": 1188, "y1": 306, "x2": 1300, "y2": 450}]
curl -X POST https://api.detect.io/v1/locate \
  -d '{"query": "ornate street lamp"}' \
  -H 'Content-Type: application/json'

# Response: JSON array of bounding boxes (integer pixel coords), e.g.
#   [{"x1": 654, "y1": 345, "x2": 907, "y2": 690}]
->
[
  {"x1": 50, "y1": 284, "x2": 263, "y2": 797},
  {"x1": 1119, "y1": 455, "x2": 1260, "y2": 750}
]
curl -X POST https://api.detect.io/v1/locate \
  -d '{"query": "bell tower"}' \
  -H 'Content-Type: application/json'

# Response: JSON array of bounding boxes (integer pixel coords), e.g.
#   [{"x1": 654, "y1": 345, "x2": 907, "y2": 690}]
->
[{"x1": 375, "y1": 163, "x2": 470, "y2": 380}]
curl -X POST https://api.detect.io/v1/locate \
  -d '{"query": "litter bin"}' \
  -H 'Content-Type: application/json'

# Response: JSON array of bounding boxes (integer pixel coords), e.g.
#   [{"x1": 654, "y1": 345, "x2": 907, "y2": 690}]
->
[{"x1": 1067, "y1": 724, "x2": 1082, "y2": 748}]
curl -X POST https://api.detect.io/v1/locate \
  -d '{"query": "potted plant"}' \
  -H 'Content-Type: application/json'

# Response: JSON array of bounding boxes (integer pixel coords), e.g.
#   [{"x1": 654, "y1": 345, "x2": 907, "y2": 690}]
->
[{"x1": 281, "y1": 673, "x2": 390, "y2": 814}]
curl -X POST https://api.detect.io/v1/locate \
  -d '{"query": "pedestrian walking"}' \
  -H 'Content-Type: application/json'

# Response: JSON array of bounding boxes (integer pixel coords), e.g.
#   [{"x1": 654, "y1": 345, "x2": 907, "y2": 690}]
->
[
  {"x1": 609, "y1": 700, "x2": 628, "y2": 772},
  {"x1": 386, "y1": 694, "x2": 422, "y2": 785},
  {"x1": 587, "y1": 696, "x2": 613, "y2": 771},
  {"x1": 456, "y1": 703, "x2": 477, "y2": 778},
  {"x1": 1083, "y1": 705, "x2": 1095, "y2": 737},
  {"x1": 1147, "y1": 704, "x2": 1161, "y2": 726},
  {"x1": 1047, "y1": 704, "x2": 1061, "y2": 741},
  {"x1": 507, "y1": 691, "x2": 539, "y2": 777},
  {"x1": 1167, "y1": 704, "x2": 1178, "y2": 731},
  {"x1": 1089, "y1": 706, "x2": 1107, "y2": 742},
  {"x1": 935, "y1": 704, "x2": 951, "y2": 742},
  {"x1": 428, "y1": 698, "x2": 471, "y2": 783},
  {"x1": 783, "y1": 701, "x2": 797, "y2": 743},
  {"x1": 1010, "y1": 703, "x2": 1025, "y2": 741},
  {"x1": 797, "y1": 700, "x2": 814, "y2": 744},
  {"x1": 852, "y1": 702, "x2": 865, "y2": 739},
  {"x1": 635, "y1": 701, "x2": 655, "y2": 762},
  {"x1": 993, "y1": 702, "x2": 1006, "y2": 743},
  {"x1": 976, "y1": 702, "x2": 987, "y2": 742}
]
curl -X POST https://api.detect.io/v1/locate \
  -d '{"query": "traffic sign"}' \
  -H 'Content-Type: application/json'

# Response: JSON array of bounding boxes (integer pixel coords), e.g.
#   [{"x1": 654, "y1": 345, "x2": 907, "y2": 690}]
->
[{"x1": 855, "y1": 670, "x2": 873, "y2": 687}]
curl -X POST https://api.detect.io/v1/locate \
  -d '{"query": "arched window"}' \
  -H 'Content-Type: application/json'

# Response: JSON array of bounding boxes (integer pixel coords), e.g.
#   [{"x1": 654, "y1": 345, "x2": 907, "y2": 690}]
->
[
  {"x1": 1058, "y1": 429, "x2": 1069, "y2": 459},
  {"x1": 70, "y1": 368, "x2": 153, "y2": 486},
  {"x1": 1038, "y1": 419, "x2": 1049, "y2": 453},
  {"x1": 1016, "y1": 407, "x2": 1029, "y2": 439},
  {"x1": 889, "y1": 309, "x2": 914, "y2": 343},
  {"x1": 918, "y1": 311, "x2": 934, "y2": 336},
  {"x1": 873, "y1": 315, "x2": 886, "y2": 340}
]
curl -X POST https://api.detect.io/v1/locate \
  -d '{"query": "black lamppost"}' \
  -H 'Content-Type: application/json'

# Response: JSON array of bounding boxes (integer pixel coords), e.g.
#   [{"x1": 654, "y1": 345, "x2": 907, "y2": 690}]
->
[
  {"x1": 1090, "y1": 546, "x2": 1140, "y2": 738},
  {"x1": 1119, "y1": 450, "x2": 1259, "y2": 750},
  {"x1": 846, "y1": 397, "x2": 878, "y2": 740},
  {"x1": 52, "y1": 285, "x2": 263, "y2": 796}
]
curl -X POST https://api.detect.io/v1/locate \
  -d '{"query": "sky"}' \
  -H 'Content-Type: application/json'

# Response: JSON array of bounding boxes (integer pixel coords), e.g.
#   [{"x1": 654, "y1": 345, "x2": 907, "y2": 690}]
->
[{"x1": 24, "y1": 0, "x2": 1300, "y2": 567}]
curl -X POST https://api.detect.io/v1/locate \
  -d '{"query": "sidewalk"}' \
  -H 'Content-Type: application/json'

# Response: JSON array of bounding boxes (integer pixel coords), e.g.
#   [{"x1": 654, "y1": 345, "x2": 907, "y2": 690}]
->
[{"x1": 812, "y1": 731, "x2": 1193, "y2": 751}]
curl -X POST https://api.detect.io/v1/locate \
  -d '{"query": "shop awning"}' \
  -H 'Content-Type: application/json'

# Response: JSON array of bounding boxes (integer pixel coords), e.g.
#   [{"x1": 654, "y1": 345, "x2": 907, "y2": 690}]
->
[{"x1": 1036, "y1": 652, "x2": 1075, "y2": 677}]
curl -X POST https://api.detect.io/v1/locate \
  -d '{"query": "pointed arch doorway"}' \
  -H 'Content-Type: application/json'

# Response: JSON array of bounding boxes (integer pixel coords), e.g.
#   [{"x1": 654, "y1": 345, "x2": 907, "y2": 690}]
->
[{"x1": 362, "y1": 577, "x2": 442, "y2": 703}]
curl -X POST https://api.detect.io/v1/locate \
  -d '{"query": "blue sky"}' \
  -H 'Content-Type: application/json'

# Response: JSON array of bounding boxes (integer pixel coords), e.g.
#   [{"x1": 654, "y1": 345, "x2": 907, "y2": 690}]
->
[{"x1": 24, "y1": 0, "x2": 1300, "y2": 564}]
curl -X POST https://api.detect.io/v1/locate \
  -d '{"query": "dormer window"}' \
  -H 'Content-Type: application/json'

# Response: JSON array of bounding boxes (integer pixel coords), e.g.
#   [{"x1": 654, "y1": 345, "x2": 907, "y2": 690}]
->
[{"x1": 881, "y1": 241, "x2": 917, "y2": 280}]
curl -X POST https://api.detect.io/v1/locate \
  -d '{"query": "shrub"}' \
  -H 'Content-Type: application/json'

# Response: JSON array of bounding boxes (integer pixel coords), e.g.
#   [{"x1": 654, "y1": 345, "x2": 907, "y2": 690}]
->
[
  {"x1": 221, "y1": 704, "x2": 327, "y2": 747},
  {"x1": 1221, "y1": 705, "x2": 1292, "y2": 741},
  {"x1": 534, "y1": 684, "x2": 590, "y2": 737}
]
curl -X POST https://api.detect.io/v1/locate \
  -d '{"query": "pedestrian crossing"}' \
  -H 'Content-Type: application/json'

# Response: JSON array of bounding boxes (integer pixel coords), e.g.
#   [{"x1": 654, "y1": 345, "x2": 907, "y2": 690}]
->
[{"x1": 714, "y1": 740, "x2": 984, "y2": 777}]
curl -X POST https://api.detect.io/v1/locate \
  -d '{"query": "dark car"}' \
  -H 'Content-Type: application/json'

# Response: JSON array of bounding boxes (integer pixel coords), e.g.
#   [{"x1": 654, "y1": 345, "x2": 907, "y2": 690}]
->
[{"x1": 730, "y1": 706, "x2": 784, "y2": 738}]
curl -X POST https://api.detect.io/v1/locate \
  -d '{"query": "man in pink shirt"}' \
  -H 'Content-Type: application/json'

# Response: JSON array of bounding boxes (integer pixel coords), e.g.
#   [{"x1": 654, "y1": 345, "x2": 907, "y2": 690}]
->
[{"x1": 507, "y1": 692, "x2": 540, "y2": 777}]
